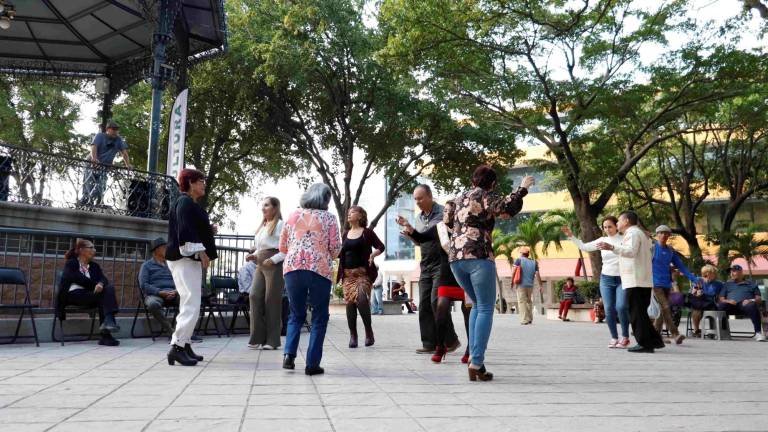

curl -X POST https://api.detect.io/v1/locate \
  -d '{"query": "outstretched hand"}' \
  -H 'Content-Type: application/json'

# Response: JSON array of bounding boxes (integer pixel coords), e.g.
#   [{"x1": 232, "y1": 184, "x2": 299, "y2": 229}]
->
[{"x1": 561, "y1": 226, "x2": 573, "y2": 237}]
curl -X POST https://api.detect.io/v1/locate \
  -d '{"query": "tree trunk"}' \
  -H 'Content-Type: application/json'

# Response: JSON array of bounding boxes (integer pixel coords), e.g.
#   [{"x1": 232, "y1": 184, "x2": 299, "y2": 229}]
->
[
  {"x1": 573, "y1": 199, "x2": 603, "y2": 279},
  {"x1": 680, "y1": 231, "x2": 704, "y2": 271}
]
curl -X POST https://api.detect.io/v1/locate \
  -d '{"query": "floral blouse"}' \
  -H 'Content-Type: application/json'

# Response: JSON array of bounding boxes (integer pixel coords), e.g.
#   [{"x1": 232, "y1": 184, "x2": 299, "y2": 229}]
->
[
  {"x1": 279, "y1": 209, "x2": 342, "y2": 281},
  {"x1": 445, "y1": 186, "x2": 528, "y2": 262}
]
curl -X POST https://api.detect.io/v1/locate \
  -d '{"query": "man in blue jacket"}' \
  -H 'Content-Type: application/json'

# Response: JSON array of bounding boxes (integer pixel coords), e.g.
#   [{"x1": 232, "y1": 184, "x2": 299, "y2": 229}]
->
[{"x1": 652, "y1": 225, "x2": 697, "y2": 344}]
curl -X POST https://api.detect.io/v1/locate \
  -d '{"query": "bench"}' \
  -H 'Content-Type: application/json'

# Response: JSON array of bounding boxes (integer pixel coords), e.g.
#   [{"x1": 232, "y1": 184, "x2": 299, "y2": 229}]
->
[
  {"x1": 383, "y1": 299, "x2": 412, "y2": 315},
  {"x1": 544, "y1": 303, "x2": 595, "y2": 322}
]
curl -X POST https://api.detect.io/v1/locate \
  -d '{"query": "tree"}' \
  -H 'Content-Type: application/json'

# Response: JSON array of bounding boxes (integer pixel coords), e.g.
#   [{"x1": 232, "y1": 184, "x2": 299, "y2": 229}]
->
[
  {"x1": 494, "y1": 213, "x2": 562, "y2": 306},
  {"x1": 744, "y1": 0, "x2": 768, "y2": 19},
  {"x1": 0, "y1": 78, "x2": 86, "y2": 202},
  {"x1": 709, "y1": 224, "x2": 768, "y2": 278},
  {"x1": 380, "y1": 0, "x2": 762, "y2": 276},
  {"x1": 232, "y1": 0, "x2": 520, "y2": 228},
  {"x1": 547, "y1": 208, "x2": 589, "y2": 280}
]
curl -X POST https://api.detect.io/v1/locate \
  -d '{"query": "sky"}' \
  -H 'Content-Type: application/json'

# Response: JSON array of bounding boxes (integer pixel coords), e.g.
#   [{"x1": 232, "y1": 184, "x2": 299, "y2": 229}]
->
[{"x1": 71, "y1": 0, "x2": 766, "y2": 236}]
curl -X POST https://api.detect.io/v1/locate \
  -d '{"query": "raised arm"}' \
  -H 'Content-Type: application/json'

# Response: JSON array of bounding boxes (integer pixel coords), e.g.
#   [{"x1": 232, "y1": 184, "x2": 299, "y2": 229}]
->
[{"x1": 671, "y1": 252, "x2": 698, "y2": 283}]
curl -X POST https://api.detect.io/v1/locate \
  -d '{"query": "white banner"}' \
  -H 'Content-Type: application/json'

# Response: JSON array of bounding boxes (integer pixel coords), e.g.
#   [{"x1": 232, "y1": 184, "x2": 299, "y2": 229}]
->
[{"x1": 166, "y1": 88, "x2": 189, "y2": 179}]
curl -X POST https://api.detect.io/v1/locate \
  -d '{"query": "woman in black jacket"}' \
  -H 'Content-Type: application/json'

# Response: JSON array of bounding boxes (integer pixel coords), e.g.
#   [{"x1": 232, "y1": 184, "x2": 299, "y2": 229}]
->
[
  {"x1": 166, "y1": 168, "x2": 217, "y2": 366},
  {"x1": 58, "y1": 238, "x2": 121, "y2": 346},
  {"x1": 337, "y1": 206, "x2": 384, "y2": 349}
]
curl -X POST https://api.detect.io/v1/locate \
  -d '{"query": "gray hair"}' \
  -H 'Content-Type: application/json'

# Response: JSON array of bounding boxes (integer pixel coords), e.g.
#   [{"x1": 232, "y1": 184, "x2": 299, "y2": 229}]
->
[{"x1": 300, "y1": 183, "x2": 332, "y2": 210}]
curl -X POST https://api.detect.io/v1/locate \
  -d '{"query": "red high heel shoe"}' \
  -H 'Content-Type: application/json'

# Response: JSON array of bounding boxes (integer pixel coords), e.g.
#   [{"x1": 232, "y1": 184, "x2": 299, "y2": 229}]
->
[
  {"x1": 461, "y1": 350, "x2": 469, "y2": 364},
  {"x1": 431, "y1": 345, "x2": 446, "y2": 363}
]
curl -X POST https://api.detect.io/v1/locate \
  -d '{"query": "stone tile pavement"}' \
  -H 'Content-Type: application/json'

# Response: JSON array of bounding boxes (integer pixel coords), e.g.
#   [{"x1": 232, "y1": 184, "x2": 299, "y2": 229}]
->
[{"x1": 1, "y1": 313, "x2": 767, "y2": 432}]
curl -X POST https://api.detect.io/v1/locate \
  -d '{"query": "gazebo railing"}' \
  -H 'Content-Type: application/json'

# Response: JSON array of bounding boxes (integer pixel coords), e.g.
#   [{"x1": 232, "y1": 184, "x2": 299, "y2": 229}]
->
[{"x1": 0, "y1": 142, "x2": 179, "y2": 220}]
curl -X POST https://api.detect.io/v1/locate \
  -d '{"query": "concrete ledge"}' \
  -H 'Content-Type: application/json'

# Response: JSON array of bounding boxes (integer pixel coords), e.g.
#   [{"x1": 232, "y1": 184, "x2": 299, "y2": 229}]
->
[
  {"x1": 0, "y1": 201, "x2": 167, "y2": 239},
  {"x1": 545, "y1": 304, "x2": 594, "y2": 322}
]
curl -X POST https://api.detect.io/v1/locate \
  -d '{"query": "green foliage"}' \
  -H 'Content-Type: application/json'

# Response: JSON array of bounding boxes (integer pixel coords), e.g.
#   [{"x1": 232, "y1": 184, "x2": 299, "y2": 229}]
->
[
  {"x1": 111, "y1": 82, "x2": 155, "y2": 172},
  {"x1": 494, "y1": 213, "x2": 563, "y2": 262},
  {"x1": 707, "y1": 224, "x2": 768, "y2": 278},
  {"x1": 554, "y1": 278, "x2": 600, "y2": 303}
]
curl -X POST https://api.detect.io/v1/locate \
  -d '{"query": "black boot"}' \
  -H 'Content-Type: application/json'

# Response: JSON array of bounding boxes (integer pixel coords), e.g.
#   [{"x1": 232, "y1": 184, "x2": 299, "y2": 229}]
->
[
  {"x1": 347, "y1": 303, "x2": 358, "y2": 348},
  {"x1": 364, "y1": 327, "x2": 375, "y2": 347},
  {"x1": 283, "y1": 354, "x2": 296, "y2": 370},
  {"x1": 98, "y1": 331, "x2": 120, "y2": 346},
  {"x1": 99, "y1": 314, "x2": 120, "y2": 332},
  {"x1": 305, "y1": 366, "x2": 324, "y2": 376},
  {"x1": 184, "y1": 343, "x2": 203, "y2": 361},
  {"x1": 168, "y1": 344, "x2": 198, "y2": 366}
]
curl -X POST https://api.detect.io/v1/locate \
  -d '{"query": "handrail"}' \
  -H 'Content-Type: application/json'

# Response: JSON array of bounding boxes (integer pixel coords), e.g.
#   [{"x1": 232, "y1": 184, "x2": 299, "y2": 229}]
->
[{"x1": 0, "y1": 142, "x2": 180, "y2": 220}]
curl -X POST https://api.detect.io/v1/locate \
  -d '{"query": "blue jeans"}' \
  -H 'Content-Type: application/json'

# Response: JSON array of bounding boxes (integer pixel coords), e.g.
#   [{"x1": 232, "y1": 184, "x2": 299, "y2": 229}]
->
[
  {"x1": 600, "y1": 274, "x2": 629, "y2": 339},
  {"x1": 284, "y1": 270, "x2": 331, "y2": 369},
  {"x1": 371, "y1": 286, "x2": 383, "y2": 314},
  {"x1": 450, "y1": 259, "x2": 496, "y2": 366}
]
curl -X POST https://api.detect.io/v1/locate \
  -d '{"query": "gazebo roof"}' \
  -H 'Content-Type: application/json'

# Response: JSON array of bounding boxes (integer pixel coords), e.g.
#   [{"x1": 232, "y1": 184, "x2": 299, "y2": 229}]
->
[{"x1": 0, "y1": 0, "x2": 226, "y2": 87}]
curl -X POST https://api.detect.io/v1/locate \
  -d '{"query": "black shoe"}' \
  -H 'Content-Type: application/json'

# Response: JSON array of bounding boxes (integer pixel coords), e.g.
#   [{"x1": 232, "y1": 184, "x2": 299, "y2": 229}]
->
[
  {"x1": 99, "y1": 315, "x2": 120, "y2": 333},
  {"x1": 627, "y1": 345, "x2": 654, "y2": 353},
  {"x1": 168, "y1": 344, "x2": 198, "y2": 366},
  {"x1": 283, "y1": 354, "x2": 296, "y2": 370},
  {"x1": 305, "y1": 366, "x2": 324, "y2": 376},
  {"x1": 184, "y1": 343, "x2": 203, "y2": 361},
  {"x1": 364, "y1": 329, "x2": 374, "y2": 347},
  {"x1": 349, "y1": 334, "x2": 358, "y2": 349},
  {"x1": 98, "y1": 333, "x2": 120, "y2": 346},
  {"x1": 653, "y1": 340, "x2": 666, "y2": 349},
  {"x1": 191, "y1": 334, "x2": 203, "y2": 343}
]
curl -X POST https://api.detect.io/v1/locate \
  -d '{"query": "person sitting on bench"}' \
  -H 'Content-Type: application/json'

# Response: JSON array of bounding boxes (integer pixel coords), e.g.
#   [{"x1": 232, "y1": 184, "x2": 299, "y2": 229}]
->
[
  {"x1": 717, "y1": 264, "x2": 765, "y2": 342},
  {"x1": 139, "y1": 237, "x2": 179, "y2": 335}
]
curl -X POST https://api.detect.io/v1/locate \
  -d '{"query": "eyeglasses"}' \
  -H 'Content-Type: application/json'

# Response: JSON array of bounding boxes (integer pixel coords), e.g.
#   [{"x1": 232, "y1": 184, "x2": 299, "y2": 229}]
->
[{"x1": 83, "y1": 246, "x2": 96, "y2": 250}]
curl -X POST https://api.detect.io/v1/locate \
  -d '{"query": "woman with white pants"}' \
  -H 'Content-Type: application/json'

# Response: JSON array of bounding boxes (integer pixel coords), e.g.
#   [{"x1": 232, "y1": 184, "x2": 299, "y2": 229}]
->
[{"x1": 166, "y1": 168, "x2": 217, "y2": 366}]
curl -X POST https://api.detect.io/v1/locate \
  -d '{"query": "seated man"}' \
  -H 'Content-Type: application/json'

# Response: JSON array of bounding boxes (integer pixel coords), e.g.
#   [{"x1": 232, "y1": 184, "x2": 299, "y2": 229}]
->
[
  {"x1": 138, "y1": 237, "x2": 179, "y2": 334},
  {"x1": 717, "y1": 264, "x2": 765, "y2": 342},
  {"x1": 236, "y1": 255, "x2": 257, "y2": 305}
]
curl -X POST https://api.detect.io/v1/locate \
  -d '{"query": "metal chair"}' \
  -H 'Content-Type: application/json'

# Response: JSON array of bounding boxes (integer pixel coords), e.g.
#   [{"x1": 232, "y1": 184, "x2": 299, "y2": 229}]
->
[
  {"x1": 130, "y1": 275, "x2": 178, "y2": 341},
  {"x1": 0, "y1": 267, "x2": 40, "y2": 346},
  {"x1": 51, "y1": 270, "x2": 98, "y2": 346},
  {"x1": 209, "y1": 276, "x2": 250, "y2": 336}
]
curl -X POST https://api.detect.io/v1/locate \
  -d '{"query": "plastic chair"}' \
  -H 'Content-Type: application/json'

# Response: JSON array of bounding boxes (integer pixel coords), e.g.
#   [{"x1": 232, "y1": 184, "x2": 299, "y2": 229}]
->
[{"x1": 702, "y1": 310, "x2": 731, "y2": 340}]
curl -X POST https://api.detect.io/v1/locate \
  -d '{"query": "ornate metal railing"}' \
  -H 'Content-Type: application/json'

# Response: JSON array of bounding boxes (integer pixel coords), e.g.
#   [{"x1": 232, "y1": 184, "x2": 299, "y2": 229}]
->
[{"x1": 0, "y1": 142, "x2": 179, "y2": 220}]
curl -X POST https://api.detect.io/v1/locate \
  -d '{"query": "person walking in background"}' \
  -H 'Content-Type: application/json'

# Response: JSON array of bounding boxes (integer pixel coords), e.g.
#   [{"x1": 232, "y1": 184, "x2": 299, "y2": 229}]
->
[
  {"x1": 446, "y1": 165, "x2": 535, "y2": 381},
  {"x1": 598, "y1": 211, "x2": 663, "y2": 353},
  {"x1": 690, "y1": 264, "x2": 723, "y2": 337},
  {"x1": 247, "y1": 197, "x2": 286, "y2": 351},
  {"x1": 513, "y1": 248, "x2": 538, "y2": 325},
  {"x1": 280, "y1": 183, "x2": 342, "y2": 375},
  {"x1": 139, "y1": 237, "x2": 178, "y2": 336},
  {"x1": 563, "y1": 216, "x2": 629, "y2": 348},
  {"x1": 651, "y1": 225, "x2": 697, "y2": 345},
  {"x1": 558, "y1": 277, "x2": 577, "y2": 322},
  {"x1": 80, "y1": 120, "x2": 131, "y2": 207},
  {"x1": 397, "y1": 184, "x2": 459, "y2": 355},
  {"x1": 338, "y1": 206, "x2": 385, "y2": 348},
  {"x1": 58, "y1": 238, "x2": 121, "y2": 346},
  {"x1": 166, "y1": 168, "x2": 217, "y2": 366},
  {"x1": 371, "y1": 267, "x2": 384, "y2": 315}
]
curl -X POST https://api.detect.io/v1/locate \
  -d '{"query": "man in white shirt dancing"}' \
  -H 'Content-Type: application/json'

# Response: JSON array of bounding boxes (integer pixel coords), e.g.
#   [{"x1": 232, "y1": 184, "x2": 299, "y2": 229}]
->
[{"x1": 598, "y1": 211, "x2": 664, "y2": 353}]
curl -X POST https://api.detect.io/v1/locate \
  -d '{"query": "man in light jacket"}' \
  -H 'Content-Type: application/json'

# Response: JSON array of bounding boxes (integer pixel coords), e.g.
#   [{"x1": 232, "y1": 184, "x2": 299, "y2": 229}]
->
[{"x1": 598, "y1": 211, "x2": 664, "y2": 353}]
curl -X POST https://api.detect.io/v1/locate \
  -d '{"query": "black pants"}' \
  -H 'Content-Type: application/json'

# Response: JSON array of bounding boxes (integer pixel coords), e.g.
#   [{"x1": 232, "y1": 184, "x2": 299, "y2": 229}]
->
[
  {"x1": 66, "y1": 285, "x2": 120, "y2": 323},
  {"x1": 627, "y1": 287, "x2": 663, "y2": 348},
  {"x1": 717, "y1": 302, "x2": 762, "y2": 332},
  {"x1": 418, "y1": 266, "x2": 458, "y2": 349}
]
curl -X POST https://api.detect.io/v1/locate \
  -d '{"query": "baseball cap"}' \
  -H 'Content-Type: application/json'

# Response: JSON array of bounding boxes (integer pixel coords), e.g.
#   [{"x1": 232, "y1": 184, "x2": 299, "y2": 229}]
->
[{"x1": 655, "y1": 225, "x2": 672, "y2": 234}]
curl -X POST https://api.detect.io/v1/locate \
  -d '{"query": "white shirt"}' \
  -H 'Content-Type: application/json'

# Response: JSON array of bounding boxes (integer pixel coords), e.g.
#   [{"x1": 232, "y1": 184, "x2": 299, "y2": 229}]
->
[
  {"x1": 568, "y1": 233, "x2": 623, "y2": 277},
  {"x1": 612, "y1": 225, "x2": 653, "y2": 289},
  {"x1": 253, "y1": 220, "x2": 285, "y2": 264}
]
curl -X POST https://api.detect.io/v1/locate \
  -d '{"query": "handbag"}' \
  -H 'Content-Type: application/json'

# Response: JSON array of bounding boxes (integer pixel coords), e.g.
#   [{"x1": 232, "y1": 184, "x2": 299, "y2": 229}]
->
[
  {"x1": 647, "y1": 291, "x2": 661, "y2": 319},
  {"x1": 513, "y1": 265, "x2": 522, "y2": 285}
]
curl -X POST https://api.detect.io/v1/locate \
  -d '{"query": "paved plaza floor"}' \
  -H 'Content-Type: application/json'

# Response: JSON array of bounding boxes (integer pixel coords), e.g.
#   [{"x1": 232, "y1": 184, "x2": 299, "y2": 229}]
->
[{"x1": 1, "y1": 313, "x2": 767, "y2": 432}]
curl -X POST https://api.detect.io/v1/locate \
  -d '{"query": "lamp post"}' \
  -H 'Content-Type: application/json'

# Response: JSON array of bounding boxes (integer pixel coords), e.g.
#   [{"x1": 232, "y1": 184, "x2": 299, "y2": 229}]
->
[{"x1": 146, "y1": 0, "x2": 180, "y2": 173}]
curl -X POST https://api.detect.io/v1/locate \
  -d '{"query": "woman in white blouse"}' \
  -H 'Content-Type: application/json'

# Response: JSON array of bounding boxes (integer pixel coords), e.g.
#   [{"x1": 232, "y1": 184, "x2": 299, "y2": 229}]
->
[
  {"x1": 247, "y1": 197, "x2": 286, "y2": 350},
  {"x1": 562, "y1": 216, "x2": 628, "y2": 348}
]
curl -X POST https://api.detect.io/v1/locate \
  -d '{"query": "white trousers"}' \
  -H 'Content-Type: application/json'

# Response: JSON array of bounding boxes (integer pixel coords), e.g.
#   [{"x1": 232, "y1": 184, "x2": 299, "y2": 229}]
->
[{"x1": 168, "y1": 258, "x2": 202, "y2": 346}]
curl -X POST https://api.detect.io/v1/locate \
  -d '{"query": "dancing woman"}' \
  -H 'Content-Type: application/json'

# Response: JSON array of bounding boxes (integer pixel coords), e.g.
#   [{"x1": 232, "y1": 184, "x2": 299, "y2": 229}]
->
[
  {"x1": 562, "y1": 216, "x2": 628, "y2": 348},
  {"x1": 399, "y1": 201, "x2": 471, "y2": 363},
  {"x1": 247, "y1": 197, "x2": 286, "y2": 350},
  {"x1": 446, "y1": 166, "x2": 534, "y2": 381},
  {"x1": 166, "y1": 168, "x2": 217, "y2": 366},
  {"x1": 338, "y1": 206, "x2": 384, "y2": 348}
]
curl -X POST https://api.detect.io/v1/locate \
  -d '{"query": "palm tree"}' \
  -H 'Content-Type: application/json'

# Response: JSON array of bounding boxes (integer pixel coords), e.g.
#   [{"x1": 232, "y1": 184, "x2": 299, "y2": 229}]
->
[
  {"x1": 721, "y1": 224, "x2": 768, "y2": 278},
  {"x1": 495, "y1": 213, "x2": 563, "y2": 309},
  {"x1": 546, "y1": 209, "x2": 589, "y2": 281}
]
